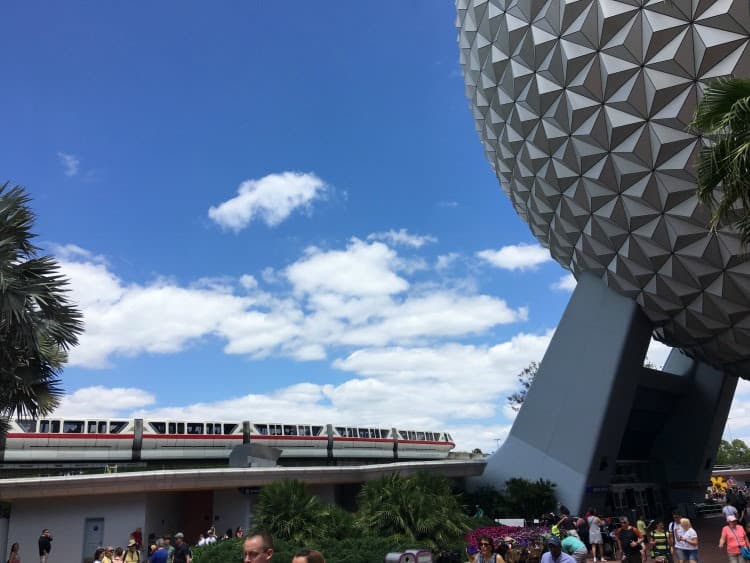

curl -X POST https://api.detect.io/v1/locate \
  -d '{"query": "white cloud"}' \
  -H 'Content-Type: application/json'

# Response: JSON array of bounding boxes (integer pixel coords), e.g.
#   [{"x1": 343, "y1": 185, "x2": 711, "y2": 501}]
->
[
  {"x1": 436, "y1": 253, "x2": 459, "y2": 271},
  {"x1": 54, "y1": 386, "x2": 156, "y2": 417},
  {"x1": 725, "y1": 379, "x2": 750, "y2": 445},
  {"x1": 645, "y1": 339, "x2": 672, "y2": 370},
  {"x1": 60, "y1": 238, "x2": 528, "y2": 368},
  {"x1": 57, "y1": 152, "x2": 80, "y2": 177},
  {"x1": 477, "y1": 243, "x2": 552, "y2": 271},
  {"x1": 239, "y1": 274, "x2": 258, "y2": 290},
  {"x1": 286, "y1": 239, "x2": 409, "y2": 297},
  {"x1": 49, "y1": 243, "x2": 106, "y2": 264},
  {"x1": 208, "y1": 172, "x2": 327, "y2": 231},
  {"x1": 367, "y1": 229, "x2": 437, "y2": 248},
  {"x1": 551, "y1": 273, "x2": 577, "y2": 292}
]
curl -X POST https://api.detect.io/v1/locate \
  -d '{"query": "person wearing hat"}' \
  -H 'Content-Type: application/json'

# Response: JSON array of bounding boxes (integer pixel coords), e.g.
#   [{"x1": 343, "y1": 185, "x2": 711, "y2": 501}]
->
[
  {"x1": 124, "y1": 539, "x2": 140, "y2": 563},
  {"x1": 541, "y1": 536, "x2": 575, "y2": 563},
  {"x1": 720, "y1": 514, "x2": 749, "y2": 563},
  {"x1": 172, "y1": 533, "x2": 191, "y2": 563}
]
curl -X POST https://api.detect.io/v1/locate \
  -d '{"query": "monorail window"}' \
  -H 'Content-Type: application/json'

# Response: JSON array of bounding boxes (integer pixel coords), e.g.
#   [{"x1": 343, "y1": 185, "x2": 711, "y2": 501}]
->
[
  {"x1": 371, "y1": 429, "x2": 379, "y2": 438},
  {"x1": 335, "y1": 427, "x2": 345, "y2": 436},
  {"x1": 223, "y1": 424, "x2": 237, "y2": 434},
  {"x1": 63, "y1": 421, "x2": 84, "y2": 433},
  {"x1": 187, "y1": 423, "x2": 203, "y2": 434},
  {"x1": 205, "y1": 423, "x2": 216, "y2": 434},
  {"x1": 39, "y1": 420, "x2": 56, "y2": 433},
  {"x1": 312, "y1": 426, "x2": 323, "y2": 436},
  {"x1": 399, "y1": 431, "x2": 407, "y2": 439},
  {"x1": 416, "y1": 432, "x2": 425, "y2": 440},
  {"x1": 149, "y1": 422, "x2": 166, "y2": 434},
  {"x1": 109, "y1": 421, "x2": 127, "y2": 433},
  {"x1": 283, "y1": 425, "x2": 297, "y2": 436},
  {"x1": 358, "y1": 429, "x2": 369, "y2": 438},
  {"x1": 16, "y1": 420, "x2": 36, "y2": 432},
  {"x1": 256, "y1": 424, "x2": 268, "y2": 435},
  {"x1": 270, "y1": 424, "x2": 282, "y2": 436},
  {"x1": 426, "y1": 433, "x2": 434, "y2": 441},
  {"x1": 381, "y1": 429, "x2": 389, "y2": 438},
  {"x1": 300, "y1": 425, "x2": 311, "y2": 436},
  {"x1": 408, "y1": 431, "x2": 416, "y2": 440}
]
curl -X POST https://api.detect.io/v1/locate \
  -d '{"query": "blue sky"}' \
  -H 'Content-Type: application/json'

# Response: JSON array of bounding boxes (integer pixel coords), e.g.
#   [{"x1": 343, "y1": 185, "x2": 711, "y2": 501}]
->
[{"x1": 3, "y1": 1, "x2": 726, "y2": 452}]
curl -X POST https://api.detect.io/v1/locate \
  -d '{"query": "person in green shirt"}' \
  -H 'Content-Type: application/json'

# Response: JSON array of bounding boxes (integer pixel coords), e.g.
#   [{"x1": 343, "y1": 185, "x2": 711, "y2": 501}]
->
[{"x1": 562, "y1": 532, "x2": 588, "y2": 563}]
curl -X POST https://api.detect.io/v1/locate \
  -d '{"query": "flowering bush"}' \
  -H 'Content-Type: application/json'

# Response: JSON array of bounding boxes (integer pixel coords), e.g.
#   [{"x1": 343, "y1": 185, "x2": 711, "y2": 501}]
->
[{"x1": 466, "y1": 524, "x2": 550, "y2": 548}]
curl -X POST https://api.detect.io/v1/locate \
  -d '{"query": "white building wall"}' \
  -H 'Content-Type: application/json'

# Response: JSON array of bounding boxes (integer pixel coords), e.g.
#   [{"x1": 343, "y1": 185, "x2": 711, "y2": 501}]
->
[
  {"x1": 213, "y1": 489, "x2": 250, "y2": 536},
  {"x1": 7, "y1": 494, "x2": 146, "y2": 563},
  {"x1": 144, "y1": 493, "x2": 181, "y2": 544}
]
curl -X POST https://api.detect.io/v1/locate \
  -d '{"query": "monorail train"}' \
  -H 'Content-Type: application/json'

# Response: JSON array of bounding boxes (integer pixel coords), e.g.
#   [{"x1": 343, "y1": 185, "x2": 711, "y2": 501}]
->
[{"x1": 0, "y1": 418, "x2": 455, "y2": 463}]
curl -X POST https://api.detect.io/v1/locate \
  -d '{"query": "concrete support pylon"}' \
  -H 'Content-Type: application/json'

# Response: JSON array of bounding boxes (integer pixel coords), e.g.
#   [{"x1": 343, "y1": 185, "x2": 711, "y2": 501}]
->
[{"x1": 471, "y1": 273, "x2": 738, "y2": 514}]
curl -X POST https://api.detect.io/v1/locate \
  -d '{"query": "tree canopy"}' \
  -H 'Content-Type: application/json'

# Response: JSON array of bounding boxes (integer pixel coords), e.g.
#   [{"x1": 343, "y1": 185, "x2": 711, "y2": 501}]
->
[
  {"x1": 716, "y1": 438, "x2": 750, "y2": 466},
  {"x1": 0, "y1": 183, "x2": 83, "y2": 429},
  {"x1": 690, "y1": 78, "x2": 750, "y2": 244},
  {"x1": 506, "y1": 362, "x2": 538, "y2": 412}
]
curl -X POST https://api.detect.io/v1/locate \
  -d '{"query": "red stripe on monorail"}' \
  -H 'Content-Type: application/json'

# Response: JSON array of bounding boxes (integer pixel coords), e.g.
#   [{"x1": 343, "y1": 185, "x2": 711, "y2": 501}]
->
[
  {"x1": 398, "y1": 440, "x2": 454, "y2": 446},
  {"x1": 6, "y1": 433, "x2": 135, "y2": 439},
  {"x1": 332, "y1": 437, "x2": 393, "y2": 443},
  {"x1": 252, "y1": 435, "x2": 328, "y2": 441},
  {"x1": 142, "y1": 434, "x2": 243, "y2": 440}
]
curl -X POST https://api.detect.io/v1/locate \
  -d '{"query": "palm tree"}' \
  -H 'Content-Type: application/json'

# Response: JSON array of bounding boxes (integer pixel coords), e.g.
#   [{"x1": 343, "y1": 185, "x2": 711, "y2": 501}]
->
[
  {"x1": 0, "y1": 182, "x2": 83, "y2": 431},
  {"x1": 355, "y1": 472, "x2": 471, "y2": 549},
  {"x1": 252, "y1": 480, "x2": 334, "y2": 543},
  {"x1": 690, "y1": 78, "x2": 750, "y2": 243}
]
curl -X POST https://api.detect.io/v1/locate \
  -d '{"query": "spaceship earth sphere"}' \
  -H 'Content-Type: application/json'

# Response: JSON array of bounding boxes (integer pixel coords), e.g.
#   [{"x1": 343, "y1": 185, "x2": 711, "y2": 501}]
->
[{"x1": 457, "y1": 0, "x2": 750, "y2": 374}]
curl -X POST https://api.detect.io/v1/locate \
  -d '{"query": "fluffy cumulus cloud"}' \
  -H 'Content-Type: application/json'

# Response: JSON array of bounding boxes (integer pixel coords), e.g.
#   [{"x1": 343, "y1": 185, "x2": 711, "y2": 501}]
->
[
  {"x1": 208, "y1": 172, "x2": 327, "y2": 231},
  {"x1": 287, "y1": 239, "x2": 409, "y2": 297},
  {"x1": 57, "y1": 151, "x2": 80, "y2": 177},
  {"x1": 551, "y1": 273, "x2": 576, "y2": 292},
  {"x1": 55, "y1": 386, "x2": 156, "y2": 417},
  {"x1": 58, "y1": 238, "x2": 529, "y2": 369},
  {"x1": 477, "y1": 243, "x2": 552, "y2": 271},
  {"x1": 367, "y1": 229, "x2": 437, "y2": 248}
]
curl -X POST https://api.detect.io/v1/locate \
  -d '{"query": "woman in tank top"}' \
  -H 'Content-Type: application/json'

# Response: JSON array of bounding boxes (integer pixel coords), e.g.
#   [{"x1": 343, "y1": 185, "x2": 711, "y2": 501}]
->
[
  {"x1": 472, "y1": 536, "x2": 505, "y2": 563},
  {"x1": 588, "y1": 510, "x2": 605, "y2": 562}
]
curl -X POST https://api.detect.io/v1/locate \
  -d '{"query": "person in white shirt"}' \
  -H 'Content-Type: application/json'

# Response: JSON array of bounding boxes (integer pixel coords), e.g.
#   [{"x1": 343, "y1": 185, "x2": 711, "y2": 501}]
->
[{"x1": 674, "y1": 518, "x2": 698, "y2": 563}]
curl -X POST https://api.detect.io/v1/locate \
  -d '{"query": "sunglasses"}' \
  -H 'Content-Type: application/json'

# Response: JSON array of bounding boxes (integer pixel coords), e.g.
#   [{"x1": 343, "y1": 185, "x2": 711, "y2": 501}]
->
[{"x1": 479, "y1": 543, "x2": 491, "y2": 547}]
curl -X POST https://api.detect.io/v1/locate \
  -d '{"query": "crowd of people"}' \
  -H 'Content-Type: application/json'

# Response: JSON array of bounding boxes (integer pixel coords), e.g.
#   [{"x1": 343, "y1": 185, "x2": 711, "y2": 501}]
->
[
  {"x1": 8, "y1": 524, "x2": 303, "y2": 563},
  {"x1": 472, "y1": 508, "x2": 700, "y2": 563},
  {"x1": 471, "y1": 491, "x2": 750, "y2": 563}
]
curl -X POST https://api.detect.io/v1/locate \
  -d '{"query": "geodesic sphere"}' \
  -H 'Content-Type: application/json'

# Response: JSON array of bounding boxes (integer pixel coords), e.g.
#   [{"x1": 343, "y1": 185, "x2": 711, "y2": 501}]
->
[{"x1": 457, "y1": 0, "x2": 750, "y2": 374}]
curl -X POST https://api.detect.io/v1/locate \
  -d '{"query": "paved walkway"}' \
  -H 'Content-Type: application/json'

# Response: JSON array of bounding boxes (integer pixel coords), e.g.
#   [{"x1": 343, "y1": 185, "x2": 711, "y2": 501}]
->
[{"x1": 577, "y1": 517, "x2": 727, "y2": 562}]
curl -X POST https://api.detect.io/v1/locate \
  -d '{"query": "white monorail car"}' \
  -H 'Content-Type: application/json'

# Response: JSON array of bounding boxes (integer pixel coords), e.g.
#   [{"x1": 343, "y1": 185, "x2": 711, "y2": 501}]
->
[{"x1": 1, "y1": 418, "x2": 455, "y2": 463}]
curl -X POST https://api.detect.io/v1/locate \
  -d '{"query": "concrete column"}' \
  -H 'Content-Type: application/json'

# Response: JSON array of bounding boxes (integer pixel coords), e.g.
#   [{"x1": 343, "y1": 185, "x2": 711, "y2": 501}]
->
[
  {"x1": 653, "y1": 351, "x2": 738, "y2": 505},
  {"x1": 472, "y1": 273, "x2": 653, "y2": 512}
]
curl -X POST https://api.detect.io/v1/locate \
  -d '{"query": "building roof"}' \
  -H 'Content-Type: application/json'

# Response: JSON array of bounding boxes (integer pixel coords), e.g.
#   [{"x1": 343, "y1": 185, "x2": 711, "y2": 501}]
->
[{"x1": 0, "y1": 459, "x2": 486, "y2": 500}]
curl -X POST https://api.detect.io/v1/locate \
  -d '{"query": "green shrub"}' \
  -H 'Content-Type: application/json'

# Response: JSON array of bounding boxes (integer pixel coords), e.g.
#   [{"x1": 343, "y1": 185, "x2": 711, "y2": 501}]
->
[{"x1": 192, "y1": 536, "x2": 453, "y2": 563}]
